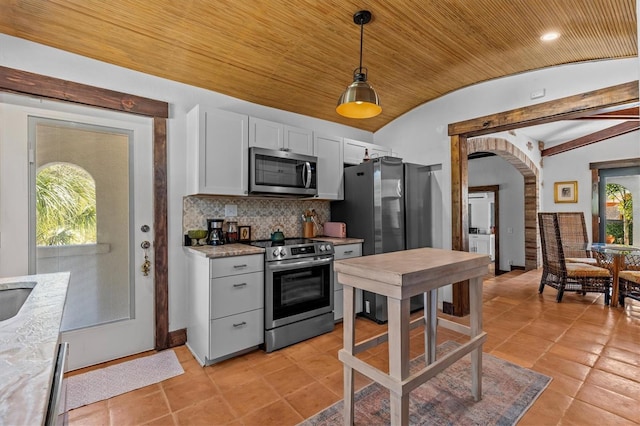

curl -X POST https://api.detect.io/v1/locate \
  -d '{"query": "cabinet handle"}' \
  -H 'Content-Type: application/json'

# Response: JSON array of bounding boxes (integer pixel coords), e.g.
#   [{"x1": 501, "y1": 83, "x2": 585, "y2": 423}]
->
[
  {"x1": 233, "y1": 321, "x2": 247, "y2": 328},
  {"x1": 233, "y1": 283, "x2": 247, "y2": 288},
  {"x1": 343, "y1": 250, "x2": 353, "y2": 255},
  {"x1": 233, "y1": 264, "x2": 248, "y2": 269}
]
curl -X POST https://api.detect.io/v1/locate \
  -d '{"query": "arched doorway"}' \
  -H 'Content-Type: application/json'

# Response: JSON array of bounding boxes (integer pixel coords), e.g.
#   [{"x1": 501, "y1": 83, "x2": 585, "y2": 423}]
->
[{"x1": 468, "y1": 137, "x2": 540, "y2": 271}]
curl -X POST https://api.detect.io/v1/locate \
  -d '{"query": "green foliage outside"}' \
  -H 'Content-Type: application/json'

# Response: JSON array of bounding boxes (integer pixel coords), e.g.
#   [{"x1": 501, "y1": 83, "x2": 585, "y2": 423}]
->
[
  {"x1": 36, "y1": 163, "x2": 97, "y2": 246},
  {"x1": 605, "y1": 183, "x2": 633, "y2": 245}
]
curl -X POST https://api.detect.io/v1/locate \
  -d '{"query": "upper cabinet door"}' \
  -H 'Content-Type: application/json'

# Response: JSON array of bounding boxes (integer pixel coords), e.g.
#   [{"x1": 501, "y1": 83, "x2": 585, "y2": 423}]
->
[
  {"x1": 249, "y1": 117, "x2": 284, "y2": 151},
  {"x1": 284, "y1": 125, "x2": 314, "y2": 155},
  {"x1": 314, "y1": 133, "x2": 343, "y2": 200},
  {"x1": 187, "y1": 106, "x2": 249, "y2": 196}
]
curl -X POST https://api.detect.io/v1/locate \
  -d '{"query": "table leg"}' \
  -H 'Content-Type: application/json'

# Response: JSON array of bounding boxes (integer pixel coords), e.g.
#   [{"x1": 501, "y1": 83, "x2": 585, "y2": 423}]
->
[
  {"x1": 611, "y1": 255, "x2": 622, "y2": 308},
  {"x1": 388, "y1": 297, "x2": 410, "y2": 426},
  {"x1": 469, "y1": 275, "x2": 483, "y2": 401},
  {"x1": 342, "y1": 285, "x2": 355, "y2": 426},
  {"x1": 424, "y1": 289, "x2": 437, "y2": 364}
]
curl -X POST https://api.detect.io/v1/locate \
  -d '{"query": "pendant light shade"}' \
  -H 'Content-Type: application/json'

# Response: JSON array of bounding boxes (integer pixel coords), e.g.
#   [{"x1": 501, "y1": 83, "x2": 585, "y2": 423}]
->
[{"x1": 336, "y1": 10, "x2": 381, "y2": 119}]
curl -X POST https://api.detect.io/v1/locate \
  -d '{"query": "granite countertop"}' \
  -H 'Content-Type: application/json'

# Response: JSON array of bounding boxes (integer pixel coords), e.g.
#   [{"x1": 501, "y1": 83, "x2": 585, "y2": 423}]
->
[
  {"x1": 185, "y1": 238, "x2": 363, "y2": 258},
  {"x1": 312, "y1": 237, "x2": 364, "y2": 245},
  {"x1": 0, "y1": 272, "x2": 70, "y2": 426}
]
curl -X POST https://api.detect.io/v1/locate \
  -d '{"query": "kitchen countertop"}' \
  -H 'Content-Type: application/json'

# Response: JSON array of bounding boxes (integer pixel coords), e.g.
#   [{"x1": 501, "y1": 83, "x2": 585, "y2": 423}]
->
[
  {"x1": 185, "y1": 238, "x2": 363, "y2": 258},
  {"x1": 0, "y1": 272, "x2": 70, "y2": 426}
]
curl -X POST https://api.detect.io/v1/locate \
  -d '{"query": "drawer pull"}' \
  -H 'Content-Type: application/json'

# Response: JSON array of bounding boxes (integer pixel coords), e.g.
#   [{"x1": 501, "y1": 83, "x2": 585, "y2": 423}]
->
[
  {"x1": 233, "y1": 264, "x2": 248, "y2": 269},
  {"x1": 343, "y1": 250, "x2": 353, "y2": 255},
  {"x1": 233, "y1": 283, "x2": 247, "y2": 288},
  {"x1": 233, "y1": 321, "x2": 247, "y2": 328}
]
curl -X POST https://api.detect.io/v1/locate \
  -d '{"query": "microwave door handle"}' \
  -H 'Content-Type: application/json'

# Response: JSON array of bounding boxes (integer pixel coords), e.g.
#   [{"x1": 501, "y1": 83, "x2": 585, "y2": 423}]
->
[{"x1": 303, "y1": 161, "x2": 311, "y2": 188}]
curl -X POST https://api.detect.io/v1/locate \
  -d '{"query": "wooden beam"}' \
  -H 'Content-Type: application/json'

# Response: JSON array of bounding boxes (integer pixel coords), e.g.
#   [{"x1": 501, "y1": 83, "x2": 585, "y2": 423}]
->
[
  {"x1": 448, "y1": 81, "x2": 639, "y2": 137},
  {"x1": 573, "y1": 106, "x2": 639, "y2": 120},
  {"x1": 450, "y1": 135, "x2": 470, "y2": 316},
  {"x1": 541, "y1": 121, "x2": 640, "y2": 157},
  {"x1": 0, "y1": 65, "x2": 169, "y2": 118}
]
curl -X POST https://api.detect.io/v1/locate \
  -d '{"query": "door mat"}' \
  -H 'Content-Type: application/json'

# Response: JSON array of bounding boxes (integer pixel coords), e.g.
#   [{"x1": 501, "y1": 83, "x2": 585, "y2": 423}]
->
[
  {"x1": 66, "y1": 349, "x2": 184, "y2": 411},
  {"x1": 299, "y1": 341, "x2": 551, "y2": 426}
]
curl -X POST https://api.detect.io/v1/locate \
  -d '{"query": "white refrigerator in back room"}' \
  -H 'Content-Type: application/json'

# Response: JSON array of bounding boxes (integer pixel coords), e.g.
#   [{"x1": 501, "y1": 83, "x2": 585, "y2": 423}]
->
[{"x1": 331, "y1": 156, "x2": 439, "y2": 322}]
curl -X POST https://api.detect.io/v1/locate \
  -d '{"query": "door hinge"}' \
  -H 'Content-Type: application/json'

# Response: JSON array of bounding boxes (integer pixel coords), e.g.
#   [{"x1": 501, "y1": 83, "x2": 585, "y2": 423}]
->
[{"x1": 28, "y1": 149, "x2": 35, "y2": 164}]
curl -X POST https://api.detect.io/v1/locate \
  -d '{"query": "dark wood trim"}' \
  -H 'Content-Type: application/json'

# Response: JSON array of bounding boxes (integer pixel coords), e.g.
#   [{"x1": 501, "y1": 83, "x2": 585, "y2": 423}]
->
[
  {"x1": 0, "y1": 66, "x2": 172, "y2": 351},
  {"x1": 448, "y1": 81, "x2": 639, "y2": 137},
  {"x1": 168, "y1": 328, "x2": 187, "y2": 347},
  {"x1": 469, "y1": 185, "x2": 500, "y2": 274},
  {"x1": 573, "y1": 106, "x2": 639, "y2": 120},
  {"x1": 449, "y1": 81, "x2": 639, "y2": 317},
  {"x1": 589, "y1": 157, "x2": 640, "y2": 170},
  {"x1": 0, "y1": 65, "x2": 168, "y2": 118},
  {"x1": 542, "y1": 122, "x2": 639, "y2": 157},
  {"x1": 591, "y1": 169, "x2": 600, "y2": 242}
]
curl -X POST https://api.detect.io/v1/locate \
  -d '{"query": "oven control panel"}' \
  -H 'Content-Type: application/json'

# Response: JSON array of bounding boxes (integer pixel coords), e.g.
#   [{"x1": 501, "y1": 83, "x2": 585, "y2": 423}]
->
[{"x1": 267, "y1": 243, "x2": 333, "y2": 261}]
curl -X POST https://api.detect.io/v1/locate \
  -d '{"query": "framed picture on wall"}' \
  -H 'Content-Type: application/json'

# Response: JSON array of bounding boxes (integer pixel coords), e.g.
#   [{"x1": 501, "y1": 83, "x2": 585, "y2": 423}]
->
[
  {"x1": 554, "y1": 181, "x2": 578, "y2": 203},
  {"x1": 238, "y1": 226, "x2": 251, "y2": 242}
]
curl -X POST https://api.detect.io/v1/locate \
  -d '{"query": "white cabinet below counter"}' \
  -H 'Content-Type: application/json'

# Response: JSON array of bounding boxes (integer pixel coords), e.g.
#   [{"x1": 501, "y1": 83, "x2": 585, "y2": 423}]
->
[
  {"x1": 469, "y1": 234, "x2": 495, "y2": 261},
  {"x1": 333, "y1": 243, "x2": 363, "y2": 321},
  {"x1": 186, "y1": 252, "x2": 264, "y2": 366}
]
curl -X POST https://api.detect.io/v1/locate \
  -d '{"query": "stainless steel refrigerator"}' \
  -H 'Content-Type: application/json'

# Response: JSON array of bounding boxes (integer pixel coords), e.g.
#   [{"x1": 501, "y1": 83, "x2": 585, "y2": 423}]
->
[{"x1": 331, "y1": 156, "x2": 434, "y2": 322}]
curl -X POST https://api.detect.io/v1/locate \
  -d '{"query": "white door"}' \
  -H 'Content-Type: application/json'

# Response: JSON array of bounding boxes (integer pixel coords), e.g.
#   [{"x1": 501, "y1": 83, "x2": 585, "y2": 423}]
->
[{"x1": 0, "y1": 93, "x2": 154, "y2": 370}]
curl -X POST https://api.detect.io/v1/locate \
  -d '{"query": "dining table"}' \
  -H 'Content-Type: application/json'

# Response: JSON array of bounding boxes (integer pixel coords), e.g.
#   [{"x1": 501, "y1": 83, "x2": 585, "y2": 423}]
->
[{"x1": 589, "y1": 243, "x2": 640, "y2": 307}]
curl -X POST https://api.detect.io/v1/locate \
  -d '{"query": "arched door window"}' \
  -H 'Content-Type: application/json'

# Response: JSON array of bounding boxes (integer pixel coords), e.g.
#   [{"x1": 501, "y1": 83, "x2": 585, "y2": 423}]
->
[{"x1": 36, "y1": 163, "x2": 96, "y2": 246}]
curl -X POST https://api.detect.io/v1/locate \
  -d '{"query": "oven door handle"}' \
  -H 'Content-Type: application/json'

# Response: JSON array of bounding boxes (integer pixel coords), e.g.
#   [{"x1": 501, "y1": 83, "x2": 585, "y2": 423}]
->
[{"x1": 267, "y1": 256, "x2": 334, "y2": 272}]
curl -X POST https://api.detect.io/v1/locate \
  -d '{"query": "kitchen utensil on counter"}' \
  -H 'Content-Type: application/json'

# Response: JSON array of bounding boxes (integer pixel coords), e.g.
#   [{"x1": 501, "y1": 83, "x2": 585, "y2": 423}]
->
[
  {"x1": 226, "y1": 220, "x2": 238, "y2": 243},
  {"x1": 207, "y1": 219, "x2": 225, "y2": 245},
  {"x1": 323, "y1": 222, "x2": 346, "y2": 238},
  {"x1": 303, "y1": 221, "x2": 314, "y2": 238},
  {"x1": 187, "y1": 229, "x2": 209, "y2": 246},
  {"x1": 270, "y1": 225, "x2": 285, "y2": 243}
]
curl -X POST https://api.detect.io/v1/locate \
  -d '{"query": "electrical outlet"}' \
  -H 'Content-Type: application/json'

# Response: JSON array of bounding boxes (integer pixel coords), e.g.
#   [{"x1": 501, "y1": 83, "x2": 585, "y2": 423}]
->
[{"x1": 224, "y1": 204, "x2": 237, "y2": 217}]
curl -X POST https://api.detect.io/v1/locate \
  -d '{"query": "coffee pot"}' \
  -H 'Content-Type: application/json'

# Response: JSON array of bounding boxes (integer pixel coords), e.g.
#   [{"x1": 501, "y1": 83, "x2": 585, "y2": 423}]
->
[{"x1": 207, "y1": 218, "x2": 225, "y2": 246}]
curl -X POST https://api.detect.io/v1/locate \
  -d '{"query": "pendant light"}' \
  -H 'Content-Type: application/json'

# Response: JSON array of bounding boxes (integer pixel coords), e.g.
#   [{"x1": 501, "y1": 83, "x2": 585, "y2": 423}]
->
[{"x1": 336, "y1": 10, "x2": 382, "y2": 119}]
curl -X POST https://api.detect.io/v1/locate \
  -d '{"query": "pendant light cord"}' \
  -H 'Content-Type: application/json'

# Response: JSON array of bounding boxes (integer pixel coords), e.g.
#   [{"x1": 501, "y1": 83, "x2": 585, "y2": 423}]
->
[{"x1": 359, "y1": 19, "x2": 364, "y2": 72}]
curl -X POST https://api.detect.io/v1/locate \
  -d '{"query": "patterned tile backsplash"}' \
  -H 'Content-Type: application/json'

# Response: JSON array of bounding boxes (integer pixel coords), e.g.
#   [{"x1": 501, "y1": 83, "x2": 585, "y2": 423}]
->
[{"x1": 183, "y1": 196, "x2": 331, "y2": 242}]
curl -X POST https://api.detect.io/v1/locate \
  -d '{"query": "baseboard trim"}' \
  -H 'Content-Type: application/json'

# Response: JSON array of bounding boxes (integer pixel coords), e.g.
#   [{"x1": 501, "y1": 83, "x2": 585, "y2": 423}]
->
[{"x1": 168, "y1": 328, "x2": 187, "y2": 347}]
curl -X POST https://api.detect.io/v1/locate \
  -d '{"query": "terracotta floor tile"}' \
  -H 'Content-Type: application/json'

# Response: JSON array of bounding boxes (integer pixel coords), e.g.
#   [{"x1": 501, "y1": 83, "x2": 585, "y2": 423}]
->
[
  {"x1": 174, "y1": 394, "x2": 236, "y2": 426},
  {"x1": 561, "y1": 397, "x2": 638, "y2": 425},
  {"x1": 533, "y1": 353, "x2": 592, "y2": 381},
  {"x1": 517, "y1": 388, "x2": 572, "y2": 425},
  {"x1": 206, "y1": 358, "x2": 261, "y2": 392},
  {"x1": 264, "y1": 364, "x2": 316, "y2": 396},
  {"x1": 108, "y1": 390, "x2": 171, "y2": 426},
  {"x1": 297, "y1": 352, "x2": 343, "y2": 380},
  {"x1": 146, "y1": 414, "x2": 177, "y2": 426},
  {"x1": 594, "y1": 356, "x2": 640, "y2": 383},
  {"x1": 585, "y1": 368, "x2": 640, "y2": 400},
  {"x1": 547, "y1": 343, "x2": 600, "y2": 367},
  {"x1": 241, "y1": 399, "x2": 304, "y2": 426},
  {"x1": 221, "y1": 377, "x2": 280, "y2": 418},
  {"x1": 279, "y1": 340, "x2": 320, "y2": 362},
  {"x1": 575, "y1": 382, "x2": 640, "y2": 423},
  {"x1": 163, "y1": 373, "x2": 217, "y2": 412},
  {"x1": 249, "y1": 351, "x2": 294, "y2": 375},
  {"x1": 600, "y1": 345, "x2": 640, "y2": 367},
  {"x1": 67, "y1": 400, "x2": 110, "y2": 426},
  {"x1": 285, "y1": 382, "x2": 341, "y2": 419}
]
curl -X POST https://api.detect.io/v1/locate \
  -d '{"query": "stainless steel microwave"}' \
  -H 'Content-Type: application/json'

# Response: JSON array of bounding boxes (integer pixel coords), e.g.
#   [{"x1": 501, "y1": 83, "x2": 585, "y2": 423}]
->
[{"x1": 249, "y1": 147, "x2": 318, "y2": 197}]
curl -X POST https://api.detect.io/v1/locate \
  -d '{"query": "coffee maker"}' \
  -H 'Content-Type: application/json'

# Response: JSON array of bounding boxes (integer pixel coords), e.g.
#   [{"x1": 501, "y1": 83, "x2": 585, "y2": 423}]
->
[{"x1": 207, "y1": 218, "x2": 225, "y2": 245}]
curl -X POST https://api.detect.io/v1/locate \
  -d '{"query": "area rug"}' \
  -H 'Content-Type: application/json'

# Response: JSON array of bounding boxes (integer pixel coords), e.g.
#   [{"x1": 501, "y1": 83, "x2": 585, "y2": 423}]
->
[
  {"x1": 299, "y1": 341, "x2": 551, "y2": 426},
  {"x1": 66, "y1": 349, "x2": 184, "y2": 411}
]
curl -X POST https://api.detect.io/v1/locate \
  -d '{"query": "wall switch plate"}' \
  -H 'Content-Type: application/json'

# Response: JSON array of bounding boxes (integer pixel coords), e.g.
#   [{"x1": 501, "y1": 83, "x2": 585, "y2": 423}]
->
[
  {"x1": 224, "y1": 204, "x2": 237, "y2": 217},
  {"x1": 530, "y1": 88, "x2": 545, "y2": 99}
]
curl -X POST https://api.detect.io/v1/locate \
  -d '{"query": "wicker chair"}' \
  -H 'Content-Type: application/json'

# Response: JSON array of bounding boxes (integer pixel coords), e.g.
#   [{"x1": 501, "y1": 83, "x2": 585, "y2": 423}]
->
[
  {"x1": 556, "y1": 212, "x2": 597, "y2": 265},
  {"x1": 619, "y1": 253, "x2": 640, "y2": 306},
  {"x1": 538, "y1": 212, "x2": 611, "y2": 304}
]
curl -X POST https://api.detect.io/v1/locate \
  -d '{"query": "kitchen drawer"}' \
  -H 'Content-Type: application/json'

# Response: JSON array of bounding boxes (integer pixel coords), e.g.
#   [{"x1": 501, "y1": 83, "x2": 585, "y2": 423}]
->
[
  {"x1": 210, "y1": 254, "x2": 263, "y2": 278},
  {"x1": 210, "y1": 272, "x2": 264, "y2": 319},
  {"x1": 334, "y1": 243, "x2": 362, "y2": 260},
  {"x1": 210, "y1": 309, "x2": 264, "y2": 360}
]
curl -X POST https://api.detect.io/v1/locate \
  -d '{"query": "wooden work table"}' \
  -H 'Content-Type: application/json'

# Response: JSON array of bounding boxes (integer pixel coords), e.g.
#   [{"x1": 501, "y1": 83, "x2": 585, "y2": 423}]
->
[{"x1": 334, "y1": 247, "x2": 490, "y2": 426}]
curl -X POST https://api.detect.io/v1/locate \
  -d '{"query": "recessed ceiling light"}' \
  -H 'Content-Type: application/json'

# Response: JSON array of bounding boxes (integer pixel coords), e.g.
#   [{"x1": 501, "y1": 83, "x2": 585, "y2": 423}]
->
[{"x1": 540, "y1": 32, "x2": 560, "y2": 41}]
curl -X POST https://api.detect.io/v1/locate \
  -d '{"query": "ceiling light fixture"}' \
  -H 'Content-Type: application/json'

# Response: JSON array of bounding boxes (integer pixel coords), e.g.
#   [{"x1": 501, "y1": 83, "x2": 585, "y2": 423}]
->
[
  {"x1": 336, "y1": 10, "x2": 381, "y2": 119},
  {"x1": 540, "y1": 32, "x2": 560, "y2": 41}
]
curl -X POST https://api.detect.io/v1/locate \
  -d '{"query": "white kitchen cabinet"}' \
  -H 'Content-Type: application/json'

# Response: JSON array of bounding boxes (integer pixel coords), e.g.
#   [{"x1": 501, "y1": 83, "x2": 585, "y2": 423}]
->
[
  {"x1": 249, "y1": 117, "x2": 314, "y2": 155},
  {"x1": 186, "y1": 251, "x2": 264, "y2": 365},
  {"x1": 314, "y1": 133, "x2": 344, "y2": 200},
  {"x1": 333, "y1": 243, "x2": 363, "y2": 320},
  {"x1": 343, "y1": 138, "x2": 392, "y2": 165},
  {"x1": 469, "y1": 234, "x2": 495, "y2": 261},
  {"x1": 186, "y1": 106, "x2": 249, "y2": 196}
]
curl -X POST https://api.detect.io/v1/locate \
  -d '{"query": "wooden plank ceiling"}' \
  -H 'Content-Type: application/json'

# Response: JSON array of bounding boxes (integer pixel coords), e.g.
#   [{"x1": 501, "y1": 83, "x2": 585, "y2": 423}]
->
[{"x1": 0, "y1": 0, "x2": 636, "y2": 132}]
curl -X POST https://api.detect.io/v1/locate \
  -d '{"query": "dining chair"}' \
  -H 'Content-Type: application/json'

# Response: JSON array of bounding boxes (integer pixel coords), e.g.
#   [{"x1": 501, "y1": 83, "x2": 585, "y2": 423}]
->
[
  {"x1": 556, "y1": 212, "x2": 597, "y2": 265},
  {"x1": 618, "y1": 253, "x2": 640, "y2": 306},
  {"x1": 538, "y1": 212, "x2": 611, "y2": 304}
]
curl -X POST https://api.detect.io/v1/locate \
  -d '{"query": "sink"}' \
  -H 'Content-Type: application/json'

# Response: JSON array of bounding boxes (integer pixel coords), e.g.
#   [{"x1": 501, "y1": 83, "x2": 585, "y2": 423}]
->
[{"x1": 0, "y1": 281, "x2": 36, "y2": 321}]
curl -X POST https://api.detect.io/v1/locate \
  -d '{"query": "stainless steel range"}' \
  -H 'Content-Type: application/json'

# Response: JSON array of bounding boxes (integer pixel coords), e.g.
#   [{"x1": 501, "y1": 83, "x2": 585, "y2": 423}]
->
[{"x1": 251, "y1": 238, "x2": 334, "y2": 352}]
